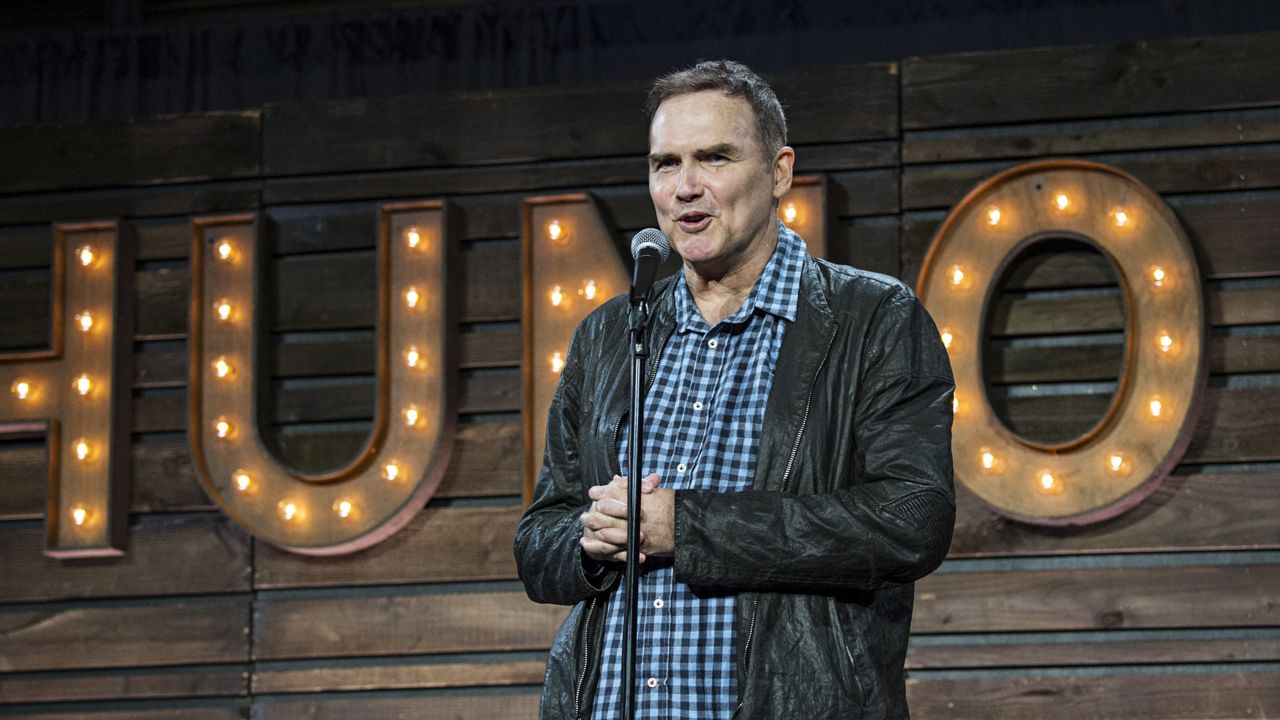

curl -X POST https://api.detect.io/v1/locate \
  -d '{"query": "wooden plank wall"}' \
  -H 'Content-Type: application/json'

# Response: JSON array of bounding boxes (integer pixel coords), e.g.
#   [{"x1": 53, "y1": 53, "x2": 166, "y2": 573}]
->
[{"x1": 1, "y1": 30, "x2": 1278, "y2": 718}]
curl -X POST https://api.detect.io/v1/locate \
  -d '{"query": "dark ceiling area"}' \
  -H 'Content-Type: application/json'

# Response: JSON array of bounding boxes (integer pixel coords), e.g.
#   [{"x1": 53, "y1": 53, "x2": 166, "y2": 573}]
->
[{"x1": 4, "y1": 0, "x2": 1280, "y2": 128}]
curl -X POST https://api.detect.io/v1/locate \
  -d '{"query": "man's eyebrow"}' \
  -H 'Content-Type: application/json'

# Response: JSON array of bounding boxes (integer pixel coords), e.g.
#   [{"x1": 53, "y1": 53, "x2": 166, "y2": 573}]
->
[{"x1": 697, "y1": 143, "x2": 739, "y2": 157}]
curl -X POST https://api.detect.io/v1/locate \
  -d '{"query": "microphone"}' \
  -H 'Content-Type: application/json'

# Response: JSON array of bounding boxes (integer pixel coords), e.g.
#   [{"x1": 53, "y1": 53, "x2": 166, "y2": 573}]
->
[{"x1": 629, "y1": 228, "x2": 671, "y2": 304}]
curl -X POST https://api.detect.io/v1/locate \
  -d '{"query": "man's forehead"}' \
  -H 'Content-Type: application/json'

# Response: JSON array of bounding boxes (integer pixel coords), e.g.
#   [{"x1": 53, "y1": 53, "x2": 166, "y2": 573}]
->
[{"x1": 648, "y1": 91, "x2": 757, "y2": 152}]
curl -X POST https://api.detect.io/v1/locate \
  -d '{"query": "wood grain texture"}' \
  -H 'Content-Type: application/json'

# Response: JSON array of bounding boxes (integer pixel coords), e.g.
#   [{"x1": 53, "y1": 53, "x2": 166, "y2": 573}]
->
[
  {"x1": 907, "y1": 632, "x2": 1280, "y2": 669},
  {"x1": 0, "y1": 704, "x2": 247, "y2": 720},
  {"x1": 902, "y1": 106, "x2": 1280, "y2": 164},
  {"x1": 254, "y1": 505, "x2": 521, "y2": 589},
  {"x1": 0, "y1": 514, "x2": 251, "y2": 603},
  {"x1": 253, "y1": 658, "x2": 545, "y2": 693},
  {"x1": 252, "y1": 692, "x2": 540, "y2": 720},
  {"x1": 253, "y1": 591, "x2": 566, "y2": 660},
  {"x1": 950, "y1": 472, "x2": 1280, "y2": 557},
  {"x1": 912, "y1": 563, "x2": 1279, "y2": 633},
  {"x1": 903, "y1": 31, "x2": 1280, "y2": 129},
  {"x1": 0, "y1": 113, "x2": 260, "y2": 194},
  {"x1": 906, "y1": 668, "x2": 1280, "y2": 719},
  {"x1": 0, "y1": 597, "x2": 251, "y2": 672},
  {"x1": 0, "y1": 665, "x2": 247, "y2": 704}
]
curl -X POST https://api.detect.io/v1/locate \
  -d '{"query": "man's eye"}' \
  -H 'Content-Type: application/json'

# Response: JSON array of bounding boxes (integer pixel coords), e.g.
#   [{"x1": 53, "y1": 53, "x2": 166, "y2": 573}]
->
[
  {"x1": 657, "y1": 158, "x2": 678, "y2": 170},
  {"x1": 706, "y1": 154, "x2": 728, "y2": 165}
]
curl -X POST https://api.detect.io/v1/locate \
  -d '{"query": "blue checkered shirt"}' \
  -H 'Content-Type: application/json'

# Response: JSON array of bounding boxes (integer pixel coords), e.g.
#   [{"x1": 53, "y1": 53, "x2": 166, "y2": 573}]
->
[{"x1": 591, "y1": 224, "x2": 806, "y2": 719}]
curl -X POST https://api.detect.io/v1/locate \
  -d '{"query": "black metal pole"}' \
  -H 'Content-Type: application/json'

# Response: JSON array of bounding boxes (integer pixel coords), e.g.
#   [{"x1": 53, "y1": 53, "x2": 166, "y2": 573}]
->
[{"x1": 622, "y1": 299, "x2": 649, "y2": 720}]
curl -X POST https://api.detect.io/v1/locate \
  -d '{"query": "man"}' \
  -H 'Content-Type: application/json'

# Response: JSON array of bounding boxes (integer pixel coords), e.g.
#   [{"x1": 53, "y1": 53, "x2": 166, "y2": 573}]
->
[{"x1": 515, "y1": 60, "x2": 955, "y2": 719}]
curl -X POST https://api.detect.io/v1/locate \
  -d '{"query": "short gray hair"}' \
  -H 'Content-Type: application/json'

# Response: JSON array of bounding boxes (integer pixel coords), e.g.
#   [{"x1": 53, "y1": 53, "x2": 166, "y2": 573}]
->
[{"x1": 646, "y1": 59, "x2": 788, "y2": 158}]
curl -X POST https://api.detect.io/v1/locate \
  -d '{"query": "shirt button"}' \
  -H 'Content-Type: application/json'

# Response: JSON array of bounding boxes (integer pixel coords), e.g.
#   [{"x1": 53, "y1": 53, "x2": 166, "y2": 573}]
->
[
  {"x1": 693, "y1": 401, "x2": 703, "y2": 411},
  {"x1": 647, "y1": 678, "x2": 660, "y2": 688},
  {"x1": 707, "y1": 339, "x2": 718, "y2": 349},
  {"x1": 676, "y1": 463, "x2": 687, "y2": 473},
  {"x1": 653, "y1": 598, "x2": 664, "y2": 609}
]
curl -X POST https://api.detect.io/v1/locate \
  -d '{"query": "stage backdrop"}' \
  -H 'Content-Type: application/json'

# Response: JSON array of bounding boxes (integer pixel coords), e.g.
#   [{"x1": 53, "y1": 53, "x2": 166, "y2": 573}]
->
[{"x1": 1, "y1": 29, "x2": 1278, "y2": 719}]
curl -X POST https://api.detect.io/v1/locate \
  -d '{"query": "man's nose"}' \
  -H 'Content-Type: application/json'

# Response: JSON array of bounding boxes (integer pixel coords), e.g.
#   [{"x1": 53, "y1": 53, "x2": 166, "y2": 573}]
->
[{"x1": 675, "y1": 164, "x2": 702, "y2": 201}]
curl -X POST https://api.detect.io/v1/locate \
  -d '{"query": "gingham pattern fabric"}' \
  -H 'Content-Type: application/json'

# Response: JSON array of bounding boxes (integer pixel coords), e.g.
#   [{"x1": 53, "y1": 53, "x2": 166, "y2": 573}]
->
[{"x1": 591, "y1": 224, "x2": 805, "y2": 719}]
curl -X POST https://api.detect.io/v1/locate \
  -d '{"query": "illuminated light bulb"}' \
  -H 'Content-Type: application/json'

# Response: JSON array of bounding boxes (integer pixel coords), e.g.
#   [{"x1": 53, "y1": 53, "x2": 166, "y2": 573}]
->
[
  {"x1": 278, "y1": 501, "x2": 299, "y2": 522},
  {"x1": 76, "y1": 245, "x2": 97, "y2": 267},
  {"x1": 403, "y1": 404, "x2": 421, "y2": 428},
  {"x1": 986, "y1": 207, "x2": 1002, "y2": 226},
  {"x1": 213, "y1": 356, "x2": 234, "y2": 379},
  {"x1": 404, "y1": 345, "x2": 424, "y2": 369},
  {"x1": 214, "y1": 299, "x2": 234, "y2": 322},
  {"x1": 940, "y1": 329, "x2": 954, "y2": 350},
  {"x1": 75, "y1": 311, "x2": 94, "y2": 332},
  {"x1": 580, "y1": 279, "x2": 598, "y2": 301},
  {"x1": 70, "y1": 504, "x2": 89, "y2": 526},
  {"x1": 405, "y1": 227, "x2": 422, "y2": 250},
  {"x1": 1148, "y1": 397, "x2": 1167, "y2": 417},
  {"x1": 214, "y1": 417, "x2": 234, "y2": 439},
  {"x1": 782, "y1": 202, "x2": 799, "y2": 224},
  {"x1": 1054, "y1": 193, "x2": 1071, "y2": 211},
  {"x1": 550, "y1": 351, "x2": 565, "y2": 373},
  {"x1": 1112, "y1": 209, "x2": 1130, "y2": 227},
  {"x1": 952, "y1": 394, "x2": 960, "y2": 414},
  {"x1": 1038, "y1": 470, "x2": 1063, "y2": 494},
  {"x1": 1157, "y1": 333, "x2": 1175, "y2": 354},
  {"x1": 404, "y1": 286, "x2": 423, "y2": 309},
  {"x1": 232, "y1": 469, "x2": 253, "y2": 493},
  {"x1": 334, "y1": 499, "x2": 354, "y2": 519},
  {"x1": 215, "y1": 238, "x2": 235, "y2": 262},
  {"x1": 72, "y1": 373, "x2": 92, "y2": 396},
  {"x1": 980, "y1": 450, "x2": 996, "y2": 471},
  {"x1": 547, "y1": 219, "x2": 566, "y2": 243},
  {"x1": 382, "y1": 462, "x2": 402, "y2": 483},
  {"x1": 1150, "y1": 266, "x2": 1168, "y2": 288},
  {"x1": 549, "y1": 285, "x2": 565, "y2": 307},
  {"x1": 73, "y1": 438, "x2": 91, "y2": 462},
  {"x1": 1106, "y1": 452, "x2": 1130, "y2": 476},
  {"x1": 942, "y1": 263, "x2": 967, "y2": 288},
  {"x1": 11, "y1": 380, "x2": 31, "y2": 400}
]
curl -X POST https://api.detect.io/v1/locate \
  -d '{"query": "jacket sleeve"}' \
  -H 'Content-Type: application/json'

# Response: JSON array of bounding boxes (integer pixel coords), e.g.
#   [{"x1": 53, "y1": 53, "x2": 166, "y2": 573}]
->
[
  {"x1": 673, "y1": 287, "x2": 955, "y2": 593},
  {"x1": 514, "y1": 322, "x2": 620, "y2": 605}
]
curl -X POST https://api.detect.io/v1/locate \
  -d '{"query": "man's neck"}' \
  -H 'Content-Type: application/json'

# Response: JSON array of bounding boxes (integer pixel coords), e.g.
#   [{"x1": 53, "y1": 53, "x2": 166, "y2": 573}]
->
[{"x1": 685, "y1": 228, "x2": 778, "y2": 326}]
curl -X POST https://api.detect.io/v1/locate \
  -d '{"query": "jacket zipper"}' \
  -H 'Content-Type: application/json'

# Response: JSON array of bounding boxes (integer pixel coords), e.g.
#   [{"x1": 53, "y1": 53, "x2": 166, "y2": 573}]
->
[
  {"x1": 573, "y1": 596, "x2": 599, "y2": 719},
  {"x1": 579, "y1": 328, "x2": 669, "y2": 718},
  {"x1": 732, "y1": 327, "x2": 836, "y2": 718}
]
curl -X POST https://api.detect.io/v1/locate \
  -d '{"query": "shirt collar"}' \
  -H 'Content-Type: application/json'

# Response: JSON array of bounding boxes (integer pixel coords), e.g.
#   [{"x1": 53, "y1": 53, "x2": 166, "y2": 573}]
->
[{"x1": 674, "y1": 221, "x2": 806, "y2": 331}]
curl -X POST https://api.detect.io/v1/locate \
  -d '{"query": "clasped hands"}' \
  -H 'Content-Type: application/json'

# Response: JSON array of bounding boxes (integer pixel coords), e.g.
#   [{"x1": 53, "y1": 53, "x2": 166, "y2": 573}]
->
[{"x1": 579, "y1": 473, "x2": 675, "y2": 563}]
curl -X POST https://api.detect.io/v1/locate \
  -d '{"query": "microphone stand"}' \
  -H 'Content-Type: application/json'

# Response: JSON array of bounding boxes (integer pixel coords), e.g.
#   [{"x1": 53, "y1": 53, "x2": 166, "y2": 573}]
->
[{"x1": 622, "y1": 296, "x2": 650, "y2": 720}]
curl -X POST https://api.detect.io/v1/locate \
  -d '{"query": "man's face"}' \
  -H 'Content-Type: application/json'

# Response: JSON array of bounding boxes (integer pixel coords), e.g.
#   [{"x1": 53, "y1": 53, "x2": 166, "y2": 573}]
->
[{"x1": 648, "y1": 90, "x2": 793, "y2": 275}]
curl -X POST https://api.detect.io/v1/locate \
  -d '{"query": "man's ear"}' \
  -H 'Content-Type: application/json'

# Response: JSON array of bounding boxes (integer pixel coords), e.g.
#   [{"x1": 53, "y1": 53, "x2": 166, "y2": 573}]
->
[{"x1": 773, "y1": 146, "x2": 796, "y2": 198}]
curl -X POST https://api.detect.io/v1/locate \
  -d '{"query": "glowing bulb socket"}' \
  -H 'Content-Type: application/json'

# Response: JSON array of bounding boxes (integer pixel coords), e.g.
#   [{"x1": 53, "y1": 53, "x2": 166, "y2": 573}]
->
[
  {"x1": 547, "y1": 219, "x2": 566, "y2": 243},
  {"x1": 277, "y1": 501, "x2": 299, "y2": 522},
  {"x1": 231, "y1": 469, "x2": 253, "y2": 493},
  {"x1": 11, "y1": 380, "x2": 31, "y2": 400},
  {"x1": 70, "y1": 504, "x2": 90, "y2": 526},
  {"x1": 382, "y1": 462, "x2": 403, "y2": 483}
]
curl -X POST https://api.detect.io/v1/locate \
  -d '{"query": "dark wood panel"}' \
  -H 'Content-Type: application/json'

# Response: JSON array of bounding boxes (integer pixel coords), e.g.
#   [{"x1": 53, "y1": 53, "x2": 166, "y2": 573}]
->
[
  {"x1": 253, "y1": 658, "x2": 544, "y2": 693},
  {"x1": 899, "y1": 194, "x2": 1280, "y2": 285},
  {"x1": 0, "y1": 225, "x2": 51, "y2": 270},
  {"x1": 987, "y1": 333, "x2": 1280, "y2": 384},
  {"x1": 263, "y1": 64, "x2": 896, "y2": 176},
  {"x1": 0, "y1": 665, "x2": 246, "y2": 704},
  {"x1": 0, "y1": 420, "x2": 523, "y2": 518},
  {"x1": 0, "y1": 113, "x2": 261, "y2": 194},
  {"x1": 908, "y1": 632, "x2": 1280, "y2": 669},
  {"x1": 907, "y1": 669, "x2": 1280, "y2": 719},
  {"x1": 254, "y1": 505, "x2": 521, "y2": 589},
  {"x1": 0, "y1": 268, "x2": 51, "y2": 351},
  {"x1": 950, "y1": 472, "x2": 1280, "y2": 557},
  {"x1": 828, "y1": 169, "x2": 900, "y2": 217},
  {"x1": 130, "y1": 369, "x2": 519, "y2": 432},
  {"x1": 135, "y1": 217, "x2": 195, "y2": 262},
  {"x1": 0, "y1": 514, "x2": 251, "y2": 603},
  {"x1": 253, "y1": 591, "x2": 566, "y2": 660},
  {"x1": 912, "y1": 563, "x2": 1279, "y2": 633},
  {"x1": 902, "y1": 30, "x2": 1280, "y2": 129},
  {"x1": 0, "y1": 597, "x2": 250, "y2": 671},
  {"x1": 0, "y1": 183, "x2": 260, "y2": 227},
  {"x1": 0, "y1": 704, "x2": 247, "y2": 720},
  {"x1": 902, "y1": 143, "x2": 1280, "y2": 210},
  {"x1": 253, "y1": 693, "x2": 540, "y2": 720},
  {"x1": 902, "y1": 106, "x2": 1280, "y2": 164},
  {"x1": 833, "y1": 216, "x2": 900, "y2": 279}
]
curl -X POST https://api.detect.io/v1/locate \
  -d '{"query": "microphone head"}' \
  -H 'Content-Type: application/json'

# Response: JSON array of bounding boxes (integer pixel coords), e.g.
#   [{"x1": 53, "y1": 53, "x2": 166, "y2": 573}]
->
[{"x1": 631, "y1": 228, "x2": 671, "y2": 262}]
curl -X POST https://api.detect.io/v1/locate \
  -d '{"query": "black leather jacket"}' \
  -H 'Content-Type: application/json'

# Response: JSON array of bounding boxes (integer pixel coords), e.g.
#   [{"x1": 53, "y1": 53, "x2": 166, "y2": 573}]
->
[{"x1": 515, "y1": 253, "x2": 955, "y2": 719}]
